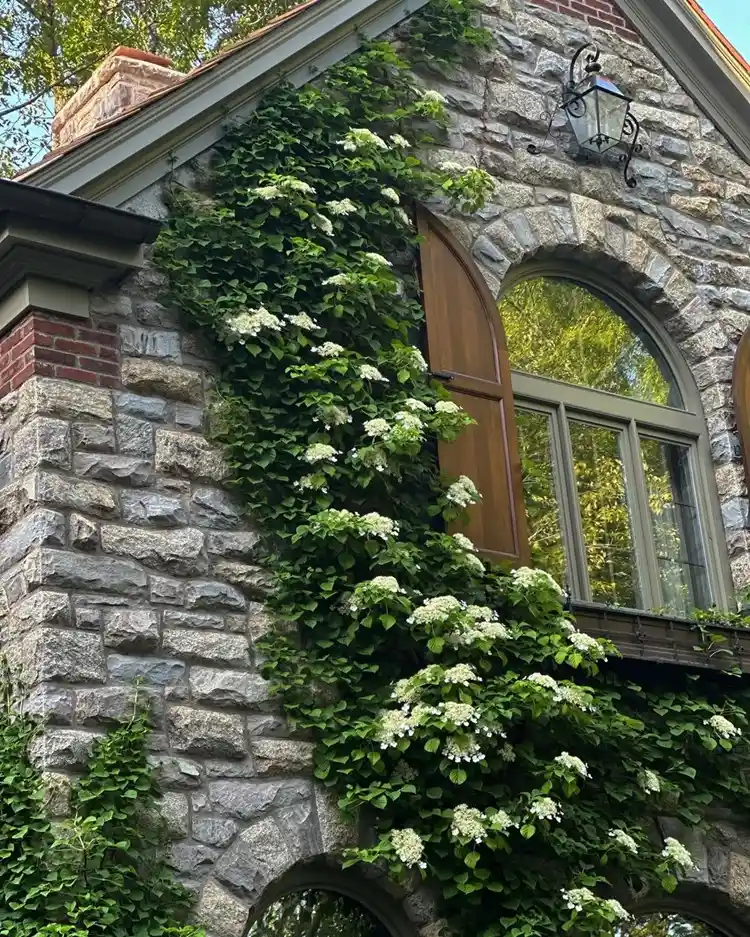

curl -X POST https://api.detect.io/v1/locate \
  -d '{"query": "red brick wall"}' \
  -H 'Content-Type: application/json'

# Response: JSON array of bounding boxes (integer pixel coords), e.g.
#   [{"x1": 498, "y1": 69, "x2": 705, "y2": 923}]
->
[
  {"x1": 528, "y1": 0, "x2": 640, "y2": 43},
  {"x1": 0, "y1": 313, "x2": 119, "y2": 398}
]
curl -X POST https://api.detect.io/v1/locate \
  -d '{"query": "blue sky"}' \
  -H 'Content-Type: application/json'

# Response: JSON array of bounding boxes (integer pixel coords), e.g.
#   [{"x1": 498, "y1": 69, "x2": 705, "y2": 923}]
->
[{"x1": 699, "y1": 0, "x2": 750, "y2": 60}]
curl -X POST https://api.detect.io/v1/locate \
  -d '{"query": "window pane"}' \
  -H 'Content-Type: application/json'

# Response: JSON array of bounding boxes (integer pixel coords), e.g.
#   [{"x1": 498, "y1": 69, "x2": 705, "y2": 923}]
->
[
  {"x1": 640, "y1": 437, "x2": 710, "y2": 616},
  {"x1": 500, "y1": 277, "x2": 676, "y2": 406},
  {"x1": 516, "y1": 409, "x2": 567, "y2": 586},
  {"x1": 248, "y1": 890, "x2": 390, "y2": 937},
  {"x1": 569, "y1": 420, "x2": 641, "y2": 607},
  {"x1": 617, "y1": 913, "x2": 723, "y2": 937}
]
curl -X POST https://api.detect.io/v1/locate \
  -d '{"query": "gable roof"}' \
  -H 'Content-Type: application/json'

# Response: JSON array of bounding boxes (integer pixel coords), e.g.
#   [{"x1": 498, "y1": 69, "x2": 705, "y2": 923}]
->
[{"x1": 18, "y1": 0, "x2": 750, "y2": 208}]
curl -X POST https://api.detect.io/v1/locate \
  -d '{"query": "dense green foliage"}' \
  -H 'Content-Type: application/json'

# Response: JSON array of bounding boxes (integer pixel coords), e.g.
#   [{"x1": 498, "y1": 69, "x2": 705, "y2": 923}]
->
[
  {"x1": 0, "y1": 684, "x2": 195, "y2": 937},
  {"x1": 156, "y1": 7, "x2": 750, "y2": 937}
]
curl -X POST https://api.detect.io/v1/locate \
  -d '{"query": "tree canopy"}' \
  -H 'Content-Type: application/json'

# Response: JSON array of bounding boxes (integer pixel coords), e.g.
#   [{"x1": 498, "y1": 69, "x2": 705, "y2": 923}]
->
[{"x1": 0, "y1": 0, "x2": 296, "y2": 175}]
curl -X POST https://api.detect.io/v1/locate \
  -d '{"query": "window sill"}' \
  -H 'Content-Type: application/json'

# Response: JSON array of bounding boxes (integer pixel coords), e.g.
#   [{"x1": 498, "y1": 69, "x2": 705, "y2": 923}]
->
[{"x1": 572, "y1": 601, "x2": 750, "y2": 672}]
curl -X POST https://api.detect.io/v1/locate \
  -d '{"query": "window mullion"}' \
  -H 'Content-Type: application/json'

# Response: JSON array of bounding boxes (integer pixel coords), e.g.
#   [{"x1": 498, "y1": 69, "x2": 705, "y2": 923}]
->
[
  {"x1": 554, "y1": 403, "x2": 591, "y2": 602},
  {"x1": 623, "y1": 419, "x2": 661, "y2": 611}
]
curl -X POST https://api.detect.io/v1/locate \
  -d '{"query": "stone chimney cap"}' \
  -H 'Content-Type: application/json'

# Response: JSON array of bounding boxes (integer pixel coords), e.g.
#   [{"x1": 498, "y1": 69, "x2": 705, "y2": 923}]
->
[{"x1": 109, "y1": 46, "x2": 175, "y2": 69}]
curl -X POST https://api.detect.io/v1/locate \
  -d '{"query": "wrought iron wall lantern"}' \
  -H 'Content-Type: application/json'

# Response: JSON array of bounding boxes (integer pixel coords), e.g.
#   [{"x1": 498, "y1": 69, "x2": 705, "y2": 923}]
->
[{"x1": 528, "y1": 43, "x2": 642, "y2": 188}]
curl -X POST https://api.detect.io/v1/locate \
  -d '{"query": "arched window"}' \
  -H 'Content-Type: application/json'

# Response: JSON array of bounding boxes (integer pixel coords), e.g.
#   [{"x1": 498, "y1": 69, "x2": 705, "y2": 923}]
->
[
  {"x1": 618, "y1": 911, "x2": 728, "y2": 937},
  {"x1": 417, "y1": 208, "x2": 731, "y2": 615}
]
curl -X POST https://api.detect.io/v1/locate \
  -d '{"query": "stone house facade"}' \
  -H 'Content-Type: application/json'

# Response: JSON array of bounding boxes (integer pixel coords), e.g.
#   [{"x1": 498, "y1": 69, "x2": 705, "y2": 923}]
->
[{"x1": 4, "y1": 0, "x2": 750, "y2": 934}]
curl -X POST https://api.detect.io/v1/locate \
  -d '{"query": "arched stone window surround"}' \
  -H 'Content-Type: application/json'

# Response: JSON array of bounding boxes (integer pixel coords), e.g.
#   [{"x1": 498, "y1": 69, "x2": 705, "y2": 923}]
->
[
  {"x1": 432, "y1": 196, "x2": 745, "y2": 591},
  {"x1": 498, "y1": 258, "x2": 733, "y2": 611},
  {"x1": 244, "y1": 861, "x2": 424, "y2": 937},
  {"x1": 631, "y1": 883, "x2": 750, "y2": 937}
]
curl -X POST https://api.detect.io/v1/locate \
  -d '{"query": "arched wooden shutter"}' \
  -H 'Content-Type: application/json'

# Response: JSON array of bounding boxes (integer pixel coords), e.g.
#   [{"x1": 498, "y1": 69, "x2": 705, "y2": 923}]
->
[
  {"x1": 417, "y1": 206, "x2": 529, "y2": 565},
  {"x1": 733, "y1": 326, "x2": 750, "y2": 481}
]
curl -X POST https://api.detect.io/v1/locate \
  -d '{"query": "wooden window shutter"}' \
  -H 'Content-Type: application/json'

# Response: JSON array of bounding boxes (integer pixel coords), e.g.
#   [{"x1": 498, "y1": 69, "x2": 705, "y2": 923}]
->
[
  {"x1": 416, "y1": 205, "x2": 530, "y2": 565},
  {"x1": 733, "y1": 325, "x2": 750, "y2": 482}
]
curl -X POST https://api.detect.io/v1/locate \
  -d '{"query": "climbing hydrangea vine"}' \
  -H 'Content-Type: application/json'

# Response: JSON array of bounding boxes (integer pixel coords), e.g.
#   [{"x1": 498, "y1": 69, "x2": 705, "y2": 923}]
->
[{"x1": 157, "y1": 5, "x2": 750, "y2": 936}]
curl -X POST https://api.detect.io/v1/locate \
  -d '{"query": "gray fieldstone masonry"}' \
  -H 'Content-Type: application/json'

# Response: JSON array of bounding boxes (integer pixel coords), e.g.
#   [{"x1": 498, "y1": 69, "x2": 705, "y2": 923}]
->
[{"x1": 4, "y1": 0, "x2": 750, "y2": 932}]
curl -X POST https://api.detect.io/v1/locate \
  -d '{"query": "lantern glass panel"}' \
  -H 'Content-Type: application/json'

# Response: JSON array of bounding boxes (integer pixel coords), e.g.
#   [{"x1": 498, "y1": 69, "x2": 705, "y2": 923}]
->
[{"x1": 566, "y1": 75, "x2": 631, "y2": 154}]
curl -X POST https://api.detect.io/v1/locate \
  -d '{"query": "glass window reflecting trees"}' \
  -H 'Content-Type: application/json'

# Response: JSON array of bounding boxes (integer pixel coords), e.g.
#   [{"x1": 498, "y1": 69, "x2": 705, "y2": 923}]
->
[
  {"x1": 617, "y1": 912, "x2": 727, "y2": 937},
  {"x1": 501, "y1": 276, "x2": 725, "y2": 615},
  {"x1": 248, "y1": 889, "x2": 391, "y2": 937}
]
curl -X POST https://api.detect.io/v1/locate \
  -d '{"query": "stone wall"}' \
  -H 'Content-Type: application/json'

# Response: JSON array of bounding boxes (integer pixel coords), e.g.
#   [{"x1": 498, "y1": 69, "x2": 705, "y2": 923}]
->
[{"x1": 3, "y1": 0, "x2": 750, "y2": 932}]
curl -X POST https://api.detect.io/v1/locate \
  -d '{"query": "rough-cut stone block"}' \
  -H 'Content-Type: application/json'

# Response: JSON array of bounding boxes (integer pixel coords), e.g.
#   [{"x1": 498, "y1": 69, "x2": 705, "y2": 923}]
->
[
  {"x1": 76, "y1": 685, "x2": 160, "y2": 725},
  {"x1": 73, "y1": 422, "x2": 116, "y2": 453},
  {"x1": 193, "y1": 817, "x2": 239, "y2": 848},
  {"x1": 116, "y1": 415, "x2": 155, "y2": 456},
  {"x1": 190, "y1": 668, "x2": 272, "y2": 709},
  {"x1": 23, "y1": 683, "x2": 75, "y2": 725},
  {"x1": 121, "y1": 491, "x2": 187, "y2": 527},
  {"x1": 247, "y1": 602, "x2": 274, "y2": 642},
  {"x1": 122, "y1": 358, "x2": 203, "y2": 404},
  {"x1": 7, "y1": 627, "x2": 106, "y2": 685},
  {"x1": 170, "y1": 841, "x2": 219, "y2": 877},
  {"x1": 148, "y1": 754, "x2": 202, "y2": 790},
  {"x1": 206, "y1": 530, "x2": 260, "y2": 560},
  {"x1": 120, "y1": 325, "x2": 182, "y2": 362},
  {"x1": 14, "y1": 417, "x2": 71, "y2": 476},
  {"x1": 168, "y1": 706, "x2": 246, "y2": 759},
  {"x1": 185, "y1": 580, "x2": 246, "y2": 611},
  {"x1": 190, "y1": 488, "x2": 241, "y2": 529},
  {"x1": 158, "y1": 791, "x2": 190, "y2": 838},
  {"x1": 20, "y1": 378, "x2": 112, "y2": 423},
  {"x1": 208, "y1": 779, "x2": 312, "y2": 820},
  {"x1": 251, "y1": 739, "x2": 315, "y2": 776},
  {"x1": 69, "y1": 513, "x2": 98, "y2": 551},
  {"x1": 150, "y1": 575, "x2": 185, "y2": 605},
  {"x1": 214, "y1": 818, "x2": 293, "y2": 901},
  {"x1": 103, "y1": 609, "x2": 160, "y2": 651},
  {"x1": 197, "y1": 878, "x2": 250, "y2": 937},
  {"x1": 25, "y1": 549, "x2": 147, "y2": 596},
  {"x1": 213, "y1": 561, "x2": 271, "y2": 598},
  {"x1": 174, "y1": 403, "x2": 203, "y2": 429},
  {"x1": 162, "y1": 631, "x2": 250, "y2": 668},
  {"x1": 7, "y1": 590, "x2": 71, "y2": 638},
  {"x1": 29, "y1": 472, "x2": 119, "y2": 519},
  {"x1": 155, "y1": 430, "x2": 229, "y2": 482},
  {"x1": 163, "y1": 609, "x2": 224, "y2": 630},
  {"x1": 30, "y1": 729, "x2": 98, "y2": 769},
  {"x1": 114, "y1": 391, "x2": 170, "y2": 422},
  {"x1": 274, "y1": 800, "x2": 323, "y2": 858},
  {"x1": 315, "y1": 785, "x2": 357, "y2": 853},
  {"x1": 100, "y1": 525, "x2": 206, "y2": 575},
  {"x1": 74, "y1": 452, "x2": 153, "y2": 487},
  {"x1": 107, "y1": 654, "x2": 186, "y2": 687},
  {"x1": 0, "y1": 509, "x2": 65, "y2": 572}
]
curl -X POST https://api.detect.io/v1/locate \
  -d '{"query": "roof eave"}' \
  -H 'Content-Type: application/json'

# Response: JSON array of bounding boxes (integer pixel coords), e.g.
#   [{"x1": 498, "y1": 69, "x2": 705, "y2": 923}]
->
[{"x1": 20, "y1": 0, "x2": 429, "y2": 206}]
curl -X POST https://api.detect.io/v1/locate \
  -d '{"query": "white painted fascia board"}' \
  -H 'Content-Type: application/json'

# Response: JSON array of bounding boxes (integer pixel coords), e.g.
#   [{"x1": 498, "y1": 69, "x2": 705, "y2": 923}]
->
[
  {"x1": 26, "y1": 0, "x2": 429, "y2": 205},
  {"x1": 617, "y1": 0, "x2": 750, "y2": 165}
]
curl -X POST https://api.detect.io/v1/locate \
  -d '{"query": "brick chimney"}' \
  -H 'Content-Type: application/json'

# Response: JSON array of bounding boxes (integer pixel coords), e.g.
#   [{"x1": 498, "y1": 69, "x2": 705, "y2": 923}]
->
[{"x1": 52, "y1": 47, "x2": 184, "y2": 149}]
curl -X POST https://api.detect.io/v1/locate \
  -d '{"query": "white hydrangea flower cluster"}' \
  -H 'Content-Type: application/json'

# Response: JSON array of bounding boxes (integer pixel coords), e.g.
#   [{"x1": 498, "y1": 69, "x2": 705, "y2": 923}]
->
[
  {"x1": 443, "y1": 663, "x2": 480, "y2": 685},
  {"x1": 416, "y1": 89, "x2": 447, "y2": 117},
  {"x1": 530, "y1": 798, "x2": 562, "y2": 822},
  {"x1": 294, "y1": 474, "x2": 327, "y2": 493},
  {"x1": 303, "y1": 443, "x2": 339, "y2": 464},
  {"x1": 323, "y1": 272, "x2": 356, "y2": 288},
  {"x1": 361, "y1": 512, "x2": 400, "y2": 539},
  {"x1": 511, "y1": 566, "x2": 565, "y2": 596},
  {"x1": 285, "y1": 311, "x2": 319, "y2": 330},
  {"x1": 446, "y1": 475, "x2": 481, "y2": 507},
  {"x1": 377, "y1": 709, "x2": 417, "y2": 748},
  {"x1": 381, "y1": 187, "x2": 400, "y2": 204},
  {"x1": 408, "y1": 595, "x2": 462, "y2": 625},
  {"x1": 491, "y1": 809, "x2": 515, "y2": 833},
  {"x1": 462, "y1": 553, "x2": 486, "y2": 576},
  {"x1": 349, "y1": 576, "x2": 405, "y2": 612},
  {"x1": 362, "y1": 251, "x2": 392, "y2": 267},
  {"x1": 443, "y1": 735, "x2": 485, "y2": 763},
  {"x1": 350, "y1": 447, "x2": 388, "y2": 473},
  {"x1": 391, "y1": 829, "x2": 426, "y2": 869},
  {"x1": 527, "y1": 673, "x2": 557, "y2": 691},
  {"x1": 526, "y1": 674, "x2": 592, "y2": 710},
  {"x1": 396, "y1": 207, "x2": 412, "y2": 226},
  {"x1": 338, "y1": 128, "x2": 389, "y2": 151},
  {"x1": 359, "y1": 363, "x2": 389, "y2": 382},
  {"x1": 452, "y1": 532, "x2": 476, "y2": 551},
  {"x1": 435, "y1": 400, "x2": 461, "y2": 414},
  {"x1": 404, "y1": 398, "x2": 430, "y2": 412},
  {"x1": 605, "y1": 900, "x2": 631, "y2": 921},
  {"x1": 308, "y1": 508, "x2": 399, "y2": 541},
  {"x1": 252, "y1": 175, "x2": 316, "y2": 199},
  {"x1": 450, "y1": 804, "x2": 487, "y2": 843},
  {"x1": 405, "y1": 347, "x2": 428, "y2": 372},
  {"x1": 567, "y1": 630, "x2": 606, "y2": 657},
  {"x1": 422, "y1": 89, "x2": 447, "y2": 104},
  {"x1": 364, "y1": 418, "x2": 390, "y2": 438},
  {"x1": 608, "y1": 829, "x2": 639, "y2": 854},
  {"x1": 449, "y1": 607, "x2": 510, "y2": 646},
  {"x1": 326, "y1": 198, "x2": 357, "y2": 215},
  {"x1": 312, "y1": 213, "x2": 334, "y2": 236},
  {"x1": 554, "y1": 752, "x2": 590, "y2": 778},
  {"x1": 561, "y1": 890, "x2": 630, "y2": 922},
  {"x1": 440, "y1": 702, "x2": 479, "y2": 727},
  {"x1": 313, "y1": 404, "x2": 351, "y2": 429},
  {"x1": 439, "y1": 160, "x2": 466, "y2": 173},
  {"x1": 312, "y1": 341, "x2": 345, "y2": 358},
  {"x1": 705, "y1": 714, "x2": 742, "y2": 738},
  {"x1": 392, "y1": 678, "x2": 421, "y2": 704},
  {"x1": 640, "y1": 769, "x2": 661, "y2": 794},
  {"x1": 662, "y1": 837, "x2": 694, "y2": 868},
  {"x1": 390, "y1": 133, "x2": 411, "y2": 148},
  {"x1": 224, "y1": 306, "x2": 283, "y2": 342}
]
